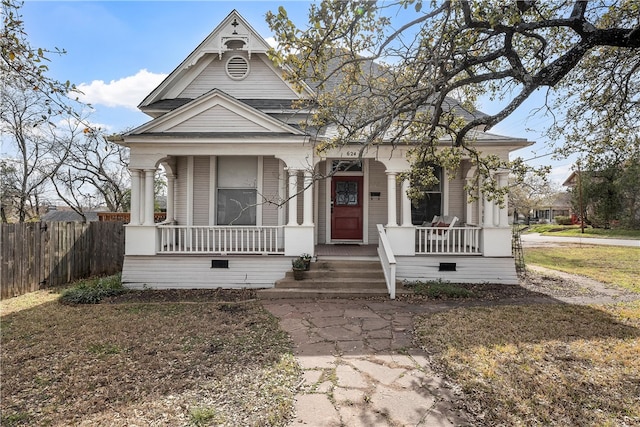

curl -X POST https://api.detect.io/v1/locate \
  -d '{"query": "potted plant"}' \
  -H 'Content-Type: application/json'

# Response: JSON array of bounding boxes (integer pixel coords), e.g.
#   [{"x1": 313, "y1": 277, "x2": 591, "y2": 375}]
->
[
  {"x1": 300, "y1": 253, "x2": 312, "y2": 271},
  {"x1": 291, "y1": 258, "x2": 306, "y2": 280}
]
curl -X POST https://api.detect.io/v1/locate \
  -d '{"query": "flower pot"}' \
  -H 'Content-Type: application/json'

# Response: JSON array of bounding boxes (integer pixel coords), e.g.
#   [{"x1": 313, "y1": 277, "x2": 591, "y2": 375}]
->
[
  {"x1": 292, "y1": 268, "x2": 305, "y2": 280},
  {"x1": 303, "y1": 259, "x2": 311, "y2": 271}
]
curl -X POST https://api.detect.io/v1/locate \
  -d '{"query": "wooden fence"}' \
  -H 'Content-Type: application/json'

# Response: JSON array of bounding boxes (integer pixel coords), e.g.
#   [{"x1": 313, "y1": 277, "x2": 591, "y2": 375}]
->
[{"x1": 0, "y1": 221, "x2": 125, "y2": 299}]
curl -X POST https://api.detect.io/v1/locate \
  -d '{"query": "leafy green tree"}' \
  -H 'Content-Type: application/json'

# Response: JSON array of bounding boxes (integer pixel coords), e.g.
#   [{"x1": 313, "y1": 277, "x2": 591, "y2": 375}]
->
[
  {"x1": 267, "y1": 0, "x2": 640, "y2": 203},
  {"x1": 509, "y1": 170, "x2": 559, "y2": 221},
  {"x1": 574, "y1": 150, "x2": 640, "y2": 229}
]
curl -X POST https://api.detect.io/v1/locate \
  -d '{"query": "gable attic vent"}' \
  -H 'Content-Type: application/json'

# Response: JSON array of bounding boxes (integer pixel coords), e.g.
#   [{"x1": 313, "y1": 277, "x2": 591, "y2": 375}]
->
[{"x1": 226, "y1": 56, "x2": 249, "y2": 80}]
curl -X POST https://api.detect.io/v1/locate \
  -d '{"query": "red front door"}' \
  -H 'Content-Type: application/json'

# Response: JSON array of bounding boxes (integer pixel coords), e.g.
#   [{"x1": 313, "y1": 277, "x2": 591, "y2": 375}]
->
[{"x1": 331, "y1": 176, "x2": 364, "y2": 240}]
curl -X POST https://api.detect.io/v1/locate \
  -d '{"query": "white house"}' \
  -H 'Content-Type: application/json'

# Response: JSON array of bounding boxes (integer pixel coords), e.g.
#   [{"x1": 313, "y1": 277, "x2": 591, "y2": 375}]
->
[{"x1": 115, "y1": 10, "x2": 532, "y2": 297}]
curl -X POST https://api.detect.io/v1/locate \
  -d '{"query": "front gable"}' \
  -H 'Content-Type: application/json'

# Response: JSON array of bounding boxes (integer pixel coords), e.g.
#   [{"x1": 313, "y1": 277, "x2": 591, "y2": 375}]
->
[
  {"x1": 139, "y1": 10, "x2": 313, "y2": 116},
  {"x1": 129, "y1": 89, "x2": 305, "y2": 135}
]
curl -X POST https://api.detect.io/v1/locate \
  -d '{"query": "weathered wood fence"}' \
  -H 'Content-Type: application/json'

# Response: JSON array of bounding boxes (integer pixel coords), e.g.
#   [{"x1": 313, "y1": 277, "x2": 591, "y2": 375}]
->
[{"x1": 1, "y1": 222, "x2": 125, "y2": 299}]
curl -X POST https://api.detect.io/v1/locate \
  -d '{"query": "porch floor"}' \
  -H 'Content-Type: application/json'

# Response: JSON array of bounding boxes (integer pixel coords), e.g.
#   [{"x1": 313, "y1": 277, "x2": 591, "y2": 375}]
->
[{"x1": 315, "y1": 244, "x2": 378, "y2": 257}]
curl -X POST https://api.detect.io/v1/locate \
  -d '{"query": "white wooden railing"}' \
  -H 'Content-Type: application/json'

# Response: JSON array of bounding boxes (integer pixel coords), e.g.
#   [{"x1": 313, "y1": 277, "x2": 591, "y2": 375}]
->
[
  {"x1": 415, "y1": 226, "x2": 481, "y2": 255},
  {"x1": 157, "y1": 225, "x2": 284, "y2": 254},
  {"x1": 376, "y1": 224, "x2": 397, "y2": 299}
]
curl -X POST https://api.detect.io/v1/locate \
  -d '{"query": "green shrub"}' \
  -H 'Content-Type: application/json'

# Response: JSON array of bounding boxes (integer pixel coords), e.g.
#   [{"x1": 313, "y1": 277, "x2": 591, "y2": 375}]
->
[
  {"x1": 409, "y1": 279, "x2": 475, "y2": 298},
  {"x1": 59, "y1": 274, "x2": 127, "y2": 304},
  {"x1": 554, "y1": 215, "x2": 572, "y2": 225}
]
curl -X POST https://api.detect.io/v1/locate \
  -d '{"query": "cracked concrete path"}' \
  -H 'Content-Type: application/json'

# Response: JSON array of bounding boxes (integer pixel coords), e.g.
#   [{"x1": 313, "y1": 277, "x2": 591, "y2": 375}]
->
[{"x1": 262, "y1": 299, "x2": 469, "y2": 427}]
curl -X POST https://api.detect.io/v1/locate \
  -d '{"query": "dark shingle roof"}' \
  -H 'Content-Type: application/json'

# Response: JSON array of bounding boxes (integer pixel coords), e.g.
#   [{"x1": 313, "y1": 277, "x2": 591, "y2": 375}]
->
[{"x1": 40, "y1": 211, "x2": 100, "y2": 222}]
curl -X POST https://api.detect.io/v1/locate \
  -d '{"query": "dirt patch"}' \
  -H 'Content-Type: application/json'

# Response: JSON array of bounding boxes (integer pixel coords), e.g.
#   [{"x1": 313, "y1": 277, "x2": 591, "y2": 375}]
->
[
  {"x1": 104, "y1": 288, "x2": 257, "y2": 304},
  {"x1": 1, "y1": 300, "x2": 298, "y2": 427}
]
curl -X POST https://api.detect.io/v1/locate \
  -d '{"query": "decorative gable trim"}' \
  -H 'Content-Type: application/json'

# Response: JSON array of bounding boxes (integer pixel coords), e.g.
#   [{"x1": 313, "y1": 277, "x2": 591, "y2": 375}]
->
[
  {"x1": 129, "y1": 89, "x2": 306, "y2": 136},
  {"x1": 139, "y1": 10, "x2": 313, "y2": 110}
]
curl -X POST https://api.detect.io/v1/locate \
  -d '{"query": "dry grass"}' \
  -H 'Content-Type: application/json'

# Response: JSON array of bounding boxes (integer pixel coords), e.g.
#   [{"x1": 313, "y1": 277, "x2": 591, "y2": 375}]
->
[
  {"x1": 414, "y1": 302, "x2": 640, "y2": 426},
  {"x1": 1, "y1": 297, "x2": 300, "y2": 426},
  {"x1": 525, "y1": 245, "x2": 640, "y2": 293}
]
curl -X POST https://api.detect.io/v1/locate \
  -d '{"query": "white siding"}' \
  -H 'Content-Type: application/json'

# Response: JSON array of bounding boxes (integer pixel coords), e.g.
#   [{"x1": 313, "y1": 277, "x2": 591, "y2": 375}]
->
[
  {"x1": 122, "y1": 255, "x2": 291, "y2": 289},
  {"x1": 179, "y1": 52, "x2": 298, "y2": 100},
  {"x1": 169, "y1": 104, "x2": 269, "y2": 133},
  {"x1": 396, "y1": 256, "x2": 518, "y2": 285},
  {"x1": 175, "y1": 157, "x2": 188, "y2": 225},
  {"x1": 193, "y1": 156, "x2": 210, "y2": 225},
  {"x1": 448, "y1": 167, "x2": 465, "y2": 220},
  {"x1": 262, "y1": 156, "x2": 281, "y2": 227},
  {"x1": 368, "y1": 160, "x2": 388, "y2": 244}
]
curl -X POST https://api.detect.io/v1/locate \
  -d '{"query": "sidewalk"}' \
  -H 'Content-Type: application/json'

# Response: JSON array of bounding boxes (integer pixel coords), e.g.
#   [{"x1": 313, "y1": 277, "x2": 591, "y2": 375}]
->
[
  {"x1": 262, "y1": 299, "x2": 471, "y2": 427},
  {"x1": 521, "y1": 233, "x2": 640, "y2": 247}
]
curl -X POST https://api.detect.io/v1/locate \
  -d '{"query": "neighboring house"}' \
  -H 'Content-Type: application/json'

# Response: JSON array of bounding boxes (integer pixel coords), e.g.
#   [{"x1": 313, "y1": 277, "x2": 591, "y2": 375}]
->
[
  {"x1": 114, "y1": 11, "x2": 532, "y2": 294},
  {"x1": 531, "y1": 192, "x2": 572, "y2": 223},
  {"x1": 40, "y1": 207, "x2": 101, "y2": 222}
]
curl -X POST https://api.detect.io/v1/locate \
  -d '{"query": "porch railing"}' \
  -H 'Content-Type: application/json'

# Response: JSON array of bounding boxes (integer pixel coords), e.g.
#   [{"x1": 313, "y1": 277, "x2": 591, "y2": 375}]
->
[
  {"x1": 415, "y1": 225, "x2": 481, "y2": 255},
  {"x1": 157, "y1": 225, "x2": 284, "y2": 254},
  {"x1": 376, "y1": 224, "x2": 397, "y2": 299}
]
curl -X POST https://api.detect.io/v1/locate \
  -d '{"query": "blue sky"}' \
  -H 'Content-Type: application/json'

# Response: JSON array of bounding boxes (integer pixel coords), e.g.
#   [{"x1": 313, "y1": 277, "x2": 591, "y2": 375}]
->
[{"x1": 19, "y1": 0, "x2": 574, "y2": 183}]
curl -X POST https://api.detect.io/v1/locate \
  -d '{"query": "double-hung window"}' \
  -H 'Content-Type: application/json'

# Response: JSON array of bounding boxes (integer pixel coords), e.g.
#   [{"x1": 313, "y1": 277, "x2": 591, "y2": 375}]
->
[
  {"x1": 217, "y1": 156, "x2": 257, "y2": 225},
  {"x1": 411, "y1": 166, "x2": 443, "y2": 225}
]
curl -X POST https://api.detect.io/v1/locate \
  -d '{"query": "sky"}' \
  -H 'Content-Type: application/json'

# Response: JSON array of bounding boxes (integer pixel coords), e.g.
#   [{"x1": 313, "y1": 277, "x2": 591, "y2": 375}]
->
[{"x1": 16, "y1": 0, "x2": 575, "y2": 184}]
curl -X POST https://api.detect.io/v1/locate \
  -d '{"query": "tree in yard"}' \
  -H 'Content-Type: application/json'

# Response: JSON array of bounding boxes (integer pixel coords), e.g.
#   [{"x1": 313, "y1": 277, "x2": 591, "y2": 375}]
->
[
  {"x1": 508, "y1": 169, "x2": 560, "y2": 222},
  {"x1": 572, "y1": 151, "x2": 640, "y2": 229},
  {"x1": 50, "y1": 125, "x2": 131, "y2": 222},
  {"x1": 1, "y1": 0, "x2": 81, "y2": 120},
  {"x1": 2, "y1": 0, "x2": 132, "y2": 222},
  {"x1": 0, "y1": 78, "x2": 72, "y2": 222},
  {"x1": 266, "y1": 0, "x2": 640, "y2": 203}
]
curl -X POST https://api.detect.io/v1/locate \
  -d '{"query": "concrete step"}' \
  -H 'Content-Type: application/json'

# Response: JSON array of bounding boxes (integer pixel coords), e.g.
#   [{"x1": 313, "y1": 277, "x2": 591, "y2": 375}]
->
[
  {"x1": 281, "y1": 270, "x2": 386, "y2": 280},
  {"x1": 275, "y1": 277, "x2": 388, "y2": 289},
  {"x1": 260, "y1": 258, "x2": 406, "y2": 299},
  {"x1": 257, "y1": 287, "x2": 411, "y2": 299}
]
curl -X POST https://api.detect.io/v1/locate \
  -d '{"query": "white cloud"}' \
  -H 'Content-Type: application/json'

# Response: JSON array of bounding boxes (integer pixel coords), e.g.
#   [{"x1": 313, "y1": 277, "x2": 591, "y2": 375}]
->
[
  {"x1": 549, "y1": 163, "x2": 574, "y2": 186},
  {"x1": 265, "y1": 36, "x2": 278, "y2": 48},
  {"x1": 76, "y1": 69, "x2": 167, "y2": 110}
]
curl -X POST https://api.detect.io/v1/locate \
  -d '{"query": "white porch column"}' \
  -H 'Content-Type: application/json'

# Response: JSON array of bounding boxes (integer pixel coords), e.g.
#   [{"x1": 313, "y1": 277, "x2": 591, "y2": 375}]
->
[
  {"x1": 385, "y1": 177, "x2": 416, "y2": 256},
  {"x1": 401, "y1": 178, "x2": 412, "y2": 227},
  {"x1": 483, "y1": 192, "x2": 495, "y2": 227},
  {"x1": 284, "y1": 167, "x2": 314, "y2": 256},
  {"x1": 165, "y1": 173, "x2": 175, "y2": 223},
  {"x1": 386, "y1": 171, "x2": 397, "y2": 227},
  {"x1": 130, "y1": 169, "x2": 141, "y2": 225},
  {"x1": 143, "y1": 169, "x2": 155, "y2": 226},
  {"x1": 287, "y1": 168, "x2": 299, "y2": 226},
  {"x1": 497, "y1": 172, "x2": 509, "y2": 227},
  {"x1": 302, "y1": 171, "x2": 313, "y2": 226},
  {"x1": 480, "y1": 174, "x2": 511, "y2": 257},
  {"x1": 125, "y1": 168, "x2": 157, "y2": 256}
]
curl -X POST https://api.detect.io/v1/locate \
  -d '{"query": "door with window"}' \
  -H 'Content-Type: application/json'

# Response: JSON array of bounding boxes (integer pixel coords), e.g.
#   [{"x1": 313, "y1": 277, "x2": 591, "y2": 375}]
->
[{"x1": 331, "y1": 176, "x2": 363, "y2": 240}]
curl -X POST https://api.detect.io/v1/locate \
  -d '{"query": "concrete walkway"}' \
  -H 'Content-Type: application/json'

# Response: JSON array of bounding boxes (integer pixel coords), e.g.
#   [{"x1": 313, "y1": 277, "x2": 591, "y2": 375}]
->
[{"x1": 262, "y1": 299, "x2": 470, "y2": 427}]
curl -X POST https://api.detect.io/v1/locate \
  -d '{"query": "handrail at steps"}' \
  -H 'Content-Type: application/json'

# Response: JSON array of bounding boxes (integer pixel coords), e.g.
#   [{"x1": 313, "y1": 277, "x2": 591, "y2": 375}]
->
[{"x1": 376, "y1": 224, "x2": 397, "y2": 299}]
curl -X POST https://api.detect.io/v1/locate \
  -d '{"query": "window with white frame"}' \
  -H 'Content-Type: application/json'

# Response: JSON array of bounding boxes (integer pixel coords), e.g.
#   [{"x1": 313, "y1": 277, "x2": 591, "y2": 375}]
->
[
  {"x1": 411, "y1": 166, "x2": 443, "y2": 225},
  {"x1": 217, "y1": 156, "x2": 257, "y2": 225}
]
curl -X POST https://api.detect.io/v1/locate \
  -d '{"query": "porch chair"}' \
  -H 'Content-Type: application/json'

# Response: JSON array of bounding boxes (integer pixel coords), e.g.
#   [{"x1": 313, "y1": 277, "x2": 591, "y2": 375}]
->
[{"x1": 429, "y1": 215, "x2": 459, "y2": 240}]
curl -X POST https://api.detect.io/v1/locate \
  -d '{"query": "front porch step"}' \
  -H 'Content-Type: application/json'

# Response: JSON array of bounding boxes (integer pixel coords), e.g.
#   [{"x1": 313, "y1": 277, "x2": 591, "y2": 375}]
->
[{"x1": 257, "y1": 259, "x2": 409, "y2": 299}]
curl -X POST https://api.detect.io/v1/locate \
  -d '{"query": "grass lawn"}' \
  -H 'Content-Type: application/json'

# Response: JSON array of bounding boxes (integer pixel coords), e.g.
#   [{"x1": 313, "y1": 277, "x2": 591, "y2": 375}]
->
[
  {"x1": 526, "y1": 224, "x2": 640, "y2": 239},
  {"x1": 1, "y1": 287, "x2": 299, "y2": 426},
  {"x1": 414, "y1": 302, "x2": 640, "y2": 426},
  {"x1": 414, "y1": 244, "x2": 640, "y2": 426},
  {"x1": 524, "y1": 245, "x2": 640, "y2": 293}
]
